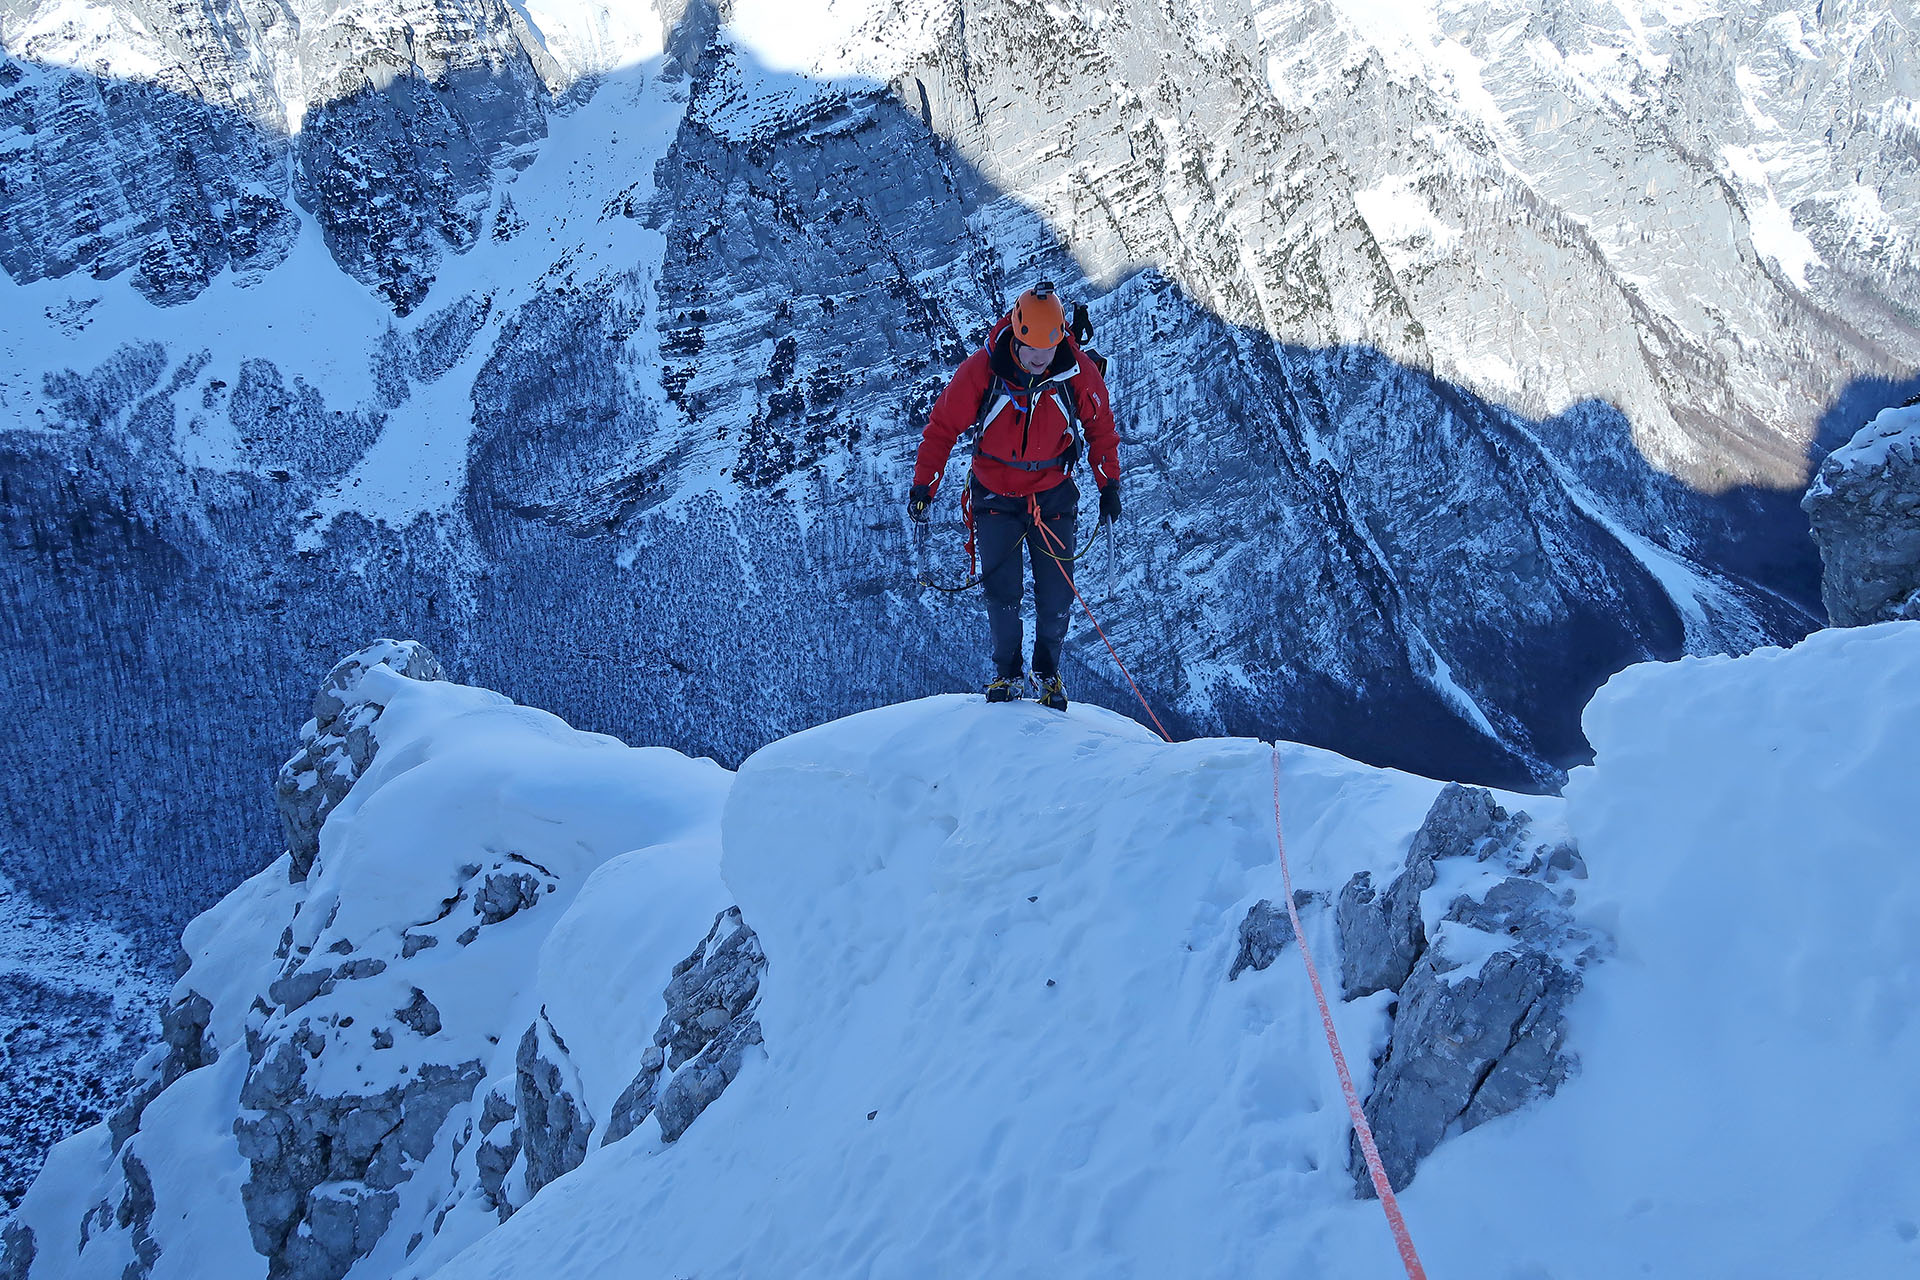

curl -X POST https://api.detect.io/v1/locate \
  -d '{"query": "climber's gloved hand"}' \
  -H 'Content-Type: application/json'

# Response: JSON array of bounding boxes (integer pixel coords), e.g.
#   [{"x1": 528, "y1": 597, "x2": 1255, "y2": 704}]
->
[
  {"x1": 908, "y1": 483, "x2": 933, "y2": 523},
  {"x1": 1098, "y1": 481, "x2": 1121, "y2": 526}
]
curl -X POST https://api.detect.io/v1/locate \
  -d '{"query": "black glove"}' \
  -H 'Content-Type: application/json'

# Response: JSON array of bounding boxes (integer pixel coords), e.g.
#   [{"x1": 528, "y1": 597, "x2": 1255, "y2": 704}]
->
[
  {"x1": 1098, "y1": 481, "x2": 1121, "y2": 525},
  {"x1": 908, "y1": 483, "x2": 933, "y2": 523}
]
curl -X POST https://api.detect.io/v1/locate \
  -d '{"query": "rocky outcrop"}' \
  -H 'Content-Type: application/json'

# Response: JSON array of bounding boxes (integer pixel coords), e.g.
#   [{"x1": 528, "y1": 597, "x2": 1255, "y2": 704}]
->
[
  {"x1": 1342, "y1": 787, "x2": 1603, "y2": 1196},
  {"x1": 115, "y1": 1151, "x2": 159, "y2": 1280},
  {"x1": 1227, "y1": 892, "x2": 1313, "y2": 982},
  {"x1": 471, "y1": 1085, "x2": 522, "y2": 1217},
  {"x1": 1357, "y1": 890, "x2": 1587, "y2": 1195},
  {"x1": 0, "y1": 1223, "x2": 34, "y2": 1280},
  {"x1": 108, "y1": 987, "x2": 215, "y2": 1153},
  {"x1": 1227, "y1": 784, "x2": 1602, "y2": 1197},
  {"x1": 1804, "y1": 400, "x2": 1920, "y2": 626},
  {"x1": 274, "y1": 640, "x2": 446, "y2": 881},
  {"x1": 0, "y1": 644, "x2": 751, "y2": 1279},
  {"x1": 1337, "y1": 784, "x2": 1527, "y2": 1000},
  {"x1": 234, "y1": 1049, "x2": 485, "y2": 1280},
  {"x1": 515, "y1": 1016, "x2": 592, "y2": 1196},
  {"x1": 604, "y1": 907, "x2": 765, "y2": 1147}
]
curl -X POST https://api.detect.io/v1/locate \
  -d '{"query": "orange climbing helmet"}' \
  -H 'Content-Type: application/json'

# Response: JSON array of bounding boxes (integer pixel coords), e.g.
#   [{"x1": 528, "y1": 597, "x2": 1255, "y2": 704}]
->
[{"x1": 1011, "y1": 281, "x2": 1067, "y2": 348}]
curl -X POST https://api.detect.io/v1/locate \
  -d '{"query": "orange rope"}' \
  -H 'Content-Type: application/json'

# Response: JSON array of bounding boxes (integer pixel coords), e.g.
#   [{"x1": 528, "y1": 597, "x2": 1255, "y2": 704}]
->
[
  {"x1": 1020, "y1": 490, "x2": 1431, "y2": 1274},
  {"x1": 1028, "y1": 500, "x2": 1172, "y2": 742},
  {"x1": 1270, "y1": 747, "x2": 1429, "y2": 1279}
]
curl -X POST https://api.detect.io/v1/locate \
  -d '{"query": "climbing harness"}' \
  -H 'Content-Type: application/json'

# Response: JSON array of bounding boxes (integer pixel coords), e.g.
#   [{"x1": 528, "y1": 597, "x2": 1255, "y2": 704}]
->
[{"x1": 912, "y1": 484, "x2": 1111, "y2": 594}]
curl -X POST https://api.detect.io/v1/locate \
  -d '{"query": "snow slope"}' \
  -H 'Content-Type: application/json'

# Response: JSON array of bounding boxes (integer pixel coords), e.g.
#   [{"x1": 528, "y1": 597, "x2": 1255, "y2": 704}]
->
[
  {"x1": 396, "y1": 624, "x2": 1919, "y2": 1279},
  {"x1": 22, "y1": 620, "x2": 1915, "y2": 1276}
]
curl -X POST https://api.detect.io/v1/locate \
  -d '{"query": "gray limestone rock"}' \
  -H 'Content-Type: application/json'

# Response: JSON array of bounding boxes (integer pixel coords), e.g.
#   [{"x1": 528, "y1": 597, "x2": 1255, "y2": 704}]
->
[
  {"x1": 276, "y1": 641, "x2": 446, "y2": 882},
  {"x1": 1542, "y1": 843, "x2": 1587, "y2": 881},
  {"x1": 515, "y1": 1016, "x2": 593, "y2": 1197},
  {"x1": 116, "y1": 1150, "x2": 160, "y2": 1279},
  {"x1": 1354, "y1": 944, "x2": 1581, "y2": 1197},
  {"x1": 1336, "y1": 863, "x2": 1432, "y2": 1002},
  {"x1": 596, "y1": 907, "x2": 766, "y2": 1150},
  {"x1": 601, "y1": 1047, "x2": 666, "y2": 1148},
  {"x1": 656, "y1": 1016, "x2": 764, "y2": 1143},
  {"x1": 1445, "y1": 878, "x2": 1573, "y2": 950},
  {"x1": 1804, "y1": 401, "x2": 1920, "y2": 626},
  {"x1": 476, "y1": 873, "x2": 543, "y2": 926},
  {"x1": 1327, "y1": 785, "x2": 1593, "y2": 1196},
  {"x1": 109, "y1": 1073, "x2": 165, "y2": 1157},
  {"x1": 286, "y1": 1186, "x2": 398, "y2": 1280},
  {"x1": 394, "y1": 989, "x2": 443, "y2": 1038},
  {"x1": 473, "y1": 1122, "x2": 521, "y2": 1218},
  {"x1": 156, "y1": 988, "x2": 217, "y2": 1079},
  {"x1": 659, "y1": 908, "x2": 764, "y2": 1073},
  {"x1": 107, "y1": 987, "x2": 213, "y2": 1156},
  {"x1": 1338, "y1": 785, "x2": 1530, "y2": 1000},
  {"x1": 233, "y1": 1056, "x2": 483, "y2": 1280},
  {"x1": 0, "y1": 1223, "x2": 33, "y2": 1280},
  {"x1": 1227, "y1": 894, "x2": 1310, "y2": 981},
  {"x1": 480, "y1": 1089, "x2": 515, "y2": 1134},
  {"x1": 269, "y1": 968, "x2": 335, "y2": 1013},
  {"x1": 1410, "y1": 784, "x2": 1529, "y2": 865}
]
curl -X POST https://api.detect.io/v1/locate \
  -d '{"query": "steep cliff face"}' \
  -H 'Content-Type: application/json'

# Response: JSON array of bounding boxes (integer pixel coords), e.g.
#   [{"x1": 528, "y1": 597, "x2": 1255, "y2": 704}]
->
[
  {"x1": 881, "y1": 0, "x2": 1920, "y2": 489},
  {"x1": 0, "y1": 0, "x2": 583, "y2": 309},
  {"x1": 2, "y1": 0, "x2": 1912, "y2": 948}
]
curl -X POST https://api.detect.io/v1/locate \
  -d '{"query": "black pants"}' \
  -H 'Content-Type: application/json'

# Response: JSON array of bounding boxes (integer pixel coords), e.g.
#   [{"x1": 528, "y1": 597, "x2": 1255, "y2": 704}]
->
[{"x1": 973, "y1": 475, "x2": 1079, "y2": 679}]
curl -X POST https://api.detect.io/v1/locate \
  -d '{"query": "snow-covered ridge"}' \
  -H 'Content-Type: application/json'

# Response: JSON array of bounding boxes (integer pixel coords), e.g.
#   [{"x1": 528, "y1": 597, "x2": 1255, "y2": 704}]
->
[{"x1": 9, "y1": 623, "x2": 1919, "y2": 1276}]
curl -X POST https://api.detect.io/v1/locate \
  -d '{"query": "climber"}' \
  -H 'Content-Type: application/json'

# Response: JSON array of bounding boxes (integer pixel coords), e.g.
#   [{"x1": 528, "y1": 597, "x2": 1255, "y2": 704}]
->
[{"x1": 907, "y1": 282, "x2": 1121, "y2": 710}]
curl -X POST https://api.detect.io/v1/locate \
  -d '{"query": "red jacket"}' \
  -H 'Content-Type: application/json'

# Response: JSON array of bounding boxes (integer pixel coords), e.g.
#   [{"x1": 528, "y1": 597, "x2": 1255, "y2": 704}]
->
[{"x1": 913, "y1": 315, "x2": 1120, "y2": 500}]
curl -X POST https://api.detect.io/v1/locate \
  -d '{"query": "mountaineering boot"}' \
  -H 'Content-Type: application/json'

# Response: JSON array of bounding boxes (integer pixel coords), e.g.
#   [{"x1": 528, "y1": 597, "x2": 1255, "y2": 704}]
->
[
  {"x1": 1034, "y1": 672, "x2": 1068, "y2": 711},
  {"x1": 985, "y1": 672, "x2": 1024, "y2": 703}
]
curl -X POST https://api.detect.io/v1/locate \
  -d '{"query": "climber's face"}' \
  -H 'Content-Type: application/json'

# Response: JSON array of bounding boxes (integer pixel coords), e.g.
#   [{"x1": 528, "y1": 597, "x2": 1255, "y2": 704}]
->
[{"x1": 1014, "y1": 338, "x2": 1056, "y2": 376}]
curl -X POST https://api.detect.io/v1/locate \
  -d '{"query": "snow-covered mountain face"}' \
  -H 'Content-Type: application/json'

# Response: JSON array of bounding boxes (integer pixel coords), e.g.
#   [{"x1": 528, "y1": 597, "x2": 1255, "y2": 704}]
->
[{"x1": 2, "y1": 0, "x2": 1915, "y2": 954}]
